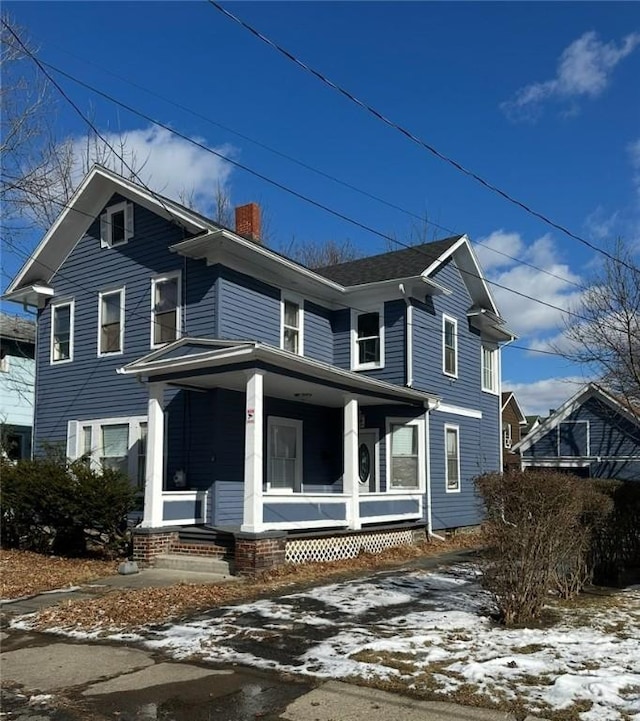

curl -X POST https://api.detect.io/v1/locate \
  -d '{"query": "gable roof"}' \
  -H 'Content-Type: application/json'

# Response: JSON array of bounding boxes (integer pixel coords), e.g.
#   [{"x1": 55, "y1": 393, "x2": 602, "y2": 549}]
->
[
  {"x1": 315, "y1": 237, "x2": 462, "y2": 285},
  {"x1": 512, "y1": 382, "x2": 640, "y2": 453},
  {"x1": 0, "y1": 313, "x2": 36, "y2": 344},
  {"x1": 501, "y1": 391, "x2": 527, "y2": 424}
]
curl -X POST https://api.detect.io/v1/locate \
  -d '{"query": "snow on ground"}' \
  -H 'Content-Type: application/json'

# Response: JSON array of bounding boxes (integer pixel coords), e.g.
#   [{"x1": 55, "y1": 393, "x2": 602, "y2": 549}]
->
[{"x1": 17, "y1": 564, "x2": 640, "y2": 720}]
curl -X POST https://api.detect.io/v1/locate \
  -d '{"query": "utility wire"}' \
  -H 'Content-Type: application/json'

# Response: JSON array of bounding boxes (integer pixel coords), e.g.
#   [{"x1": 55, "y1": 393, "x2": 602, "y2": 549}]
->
[
  {"x1": 1, "y1": 36, "x2": 585, "y2": 292},
  {"x1": 10, "y1": 55, "x2": 589, "y2": 323},
  {"x1": 208, "y1": 1, "x2": 640, "y2": 277}
]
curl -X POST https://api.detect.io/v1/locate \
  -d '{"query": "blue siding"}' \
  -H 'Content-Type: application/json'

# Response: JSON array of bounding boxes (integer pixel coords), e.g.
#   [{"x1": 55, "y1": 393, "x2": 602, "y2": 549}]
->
[
  {"x1": 413, "y1": 258, "x2": 482, "y2": 406},
  {"x1": 364, "y1": 300, "x2": 406, "y2": 386},
  {"x1": 212, "y1": 481, "x2": 244, "y2": 526},
  {"x1": 332, "y1": 308, "x2": 350, "y2": 370},
  {"x1": 264, "y1": 502, "x2": 346, "y2": 524},
  {"x1": 430, "y1": 411, "x2": 485, "y2": 530},
  {"x1": 524, "y1": 396, "x2": 640, "y2": 481},
  {"x1": 163, "y1": 499, "x2": 202, "y2": 522},
  {"x1": 360, "y1": 498, "x2": 419, "y2": 518},
  {"x1": 217, "y1": 267, "x2": 280, "y2": 344},
  {"x1": 480, "y1": 391, "x2": 501, "y2": 474},
  {"x1": 304, "y1": 301, "x2": 333, "y2": 364}
]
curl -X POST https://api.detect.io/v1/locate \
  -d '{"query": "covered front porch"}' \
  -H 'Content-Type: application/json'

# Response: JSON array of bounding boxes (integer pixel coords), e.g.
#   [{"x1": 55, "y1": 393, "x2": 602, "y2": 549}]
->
[{"x1": 119, "y1": 339, "x2": 438, "y2": 563}]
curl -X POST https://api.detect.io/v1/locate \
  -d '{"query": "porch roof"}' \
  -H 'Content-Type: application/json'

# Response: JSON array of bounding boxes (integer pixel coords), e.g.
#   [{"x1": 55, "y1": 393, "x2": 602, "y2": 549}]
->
[{"x1": 118, "y1": 338, "x2": 439, "y2": 408}]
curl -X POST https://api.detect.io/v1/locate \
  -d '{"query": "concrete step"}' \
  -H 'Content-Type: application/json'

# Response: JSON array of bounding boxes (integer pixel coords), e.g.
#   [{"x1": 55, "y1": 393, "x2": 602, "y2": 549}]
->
[{"x1": 154, "y1": 553, "x2": 232, "y2": 576}]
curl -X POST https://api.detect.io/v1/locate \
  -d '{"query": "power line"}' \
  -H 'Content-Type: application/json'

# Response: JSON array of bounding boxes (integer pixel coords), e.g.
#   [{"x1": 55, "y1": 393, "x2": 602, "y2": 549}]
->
[
  {"x1": 207, "y1": 1, "x2": 640, "y2": 277},
  {"x1": 10, "y1": 56, "x2": 589, "y2": 323}
]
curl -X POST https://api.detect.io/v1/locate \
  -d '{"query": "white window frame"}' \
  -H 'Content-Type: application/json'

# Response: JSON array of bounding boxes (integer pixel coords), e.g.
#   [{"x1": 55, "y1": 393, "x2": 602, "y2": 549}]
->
[
  {"x1": 266, "y1": 416, "x2": 303, "y2": 493},
  {"x1": 442, "y1": 314, "x2": 458, "y2": 378},
  {"x1": 280, "y1": 294, "x2": 304, "y2": 355},
  {"x1": 557, "y1": 420, "x2": 590, "y2": 457},
  {"x1": 67, "y1": 416, "x2": 147, "y2": 483},
  {"x1": 445, "y1": 424, "x2": 461, "y2": 493},
  {"x1": 481, "y1": 344, "x2": 498, "y2": 393},
  {"x1": 150, "y1": 271, "x2": 182, "y2": 349},
  {"x1": 100, "y1": 201, "x2": 134, "y2": 248},
  {"x1": 50, "y1": 299, "x2": 74, "y2": 364},
  {"x1": 351, "y1": 307, "x2": 385, "y2": 371},
  {"x1": 385, "y1": 417, "x2": 426, "y2": 493},
  {"x1": 503, "y1": 422, "x2": 513, "y2": 449},
  {"x1": 98, "y1": 287, "x2": 125, "y2": 356}
]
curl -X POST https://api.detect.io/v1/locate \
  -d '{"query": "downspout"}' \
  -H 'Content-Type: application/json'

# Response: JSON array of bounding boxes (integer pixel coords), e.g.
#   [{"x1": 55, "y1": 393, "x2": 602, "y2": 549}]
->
[{"x1": 399, "y1": 284, "x2": 413, "y2": 387}]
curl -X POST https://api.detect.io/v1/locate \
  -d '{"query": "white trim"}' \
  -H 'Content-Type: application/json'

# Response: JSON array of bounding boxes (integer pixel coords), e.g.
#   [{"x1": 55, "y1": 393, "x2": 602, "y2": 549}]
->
[
  {"x1": 445, "y1": 424, "x2": 461, "y2": 493},
  {"x1": 141, "y1": 383, "x2": 165, "y2": 528},
  {"x1": 50, "y1": 298, "x2": 74, "y2": 364},
  {"x1": 481, "y1": 344, "x2": 499, "y2": 394},
  {"x1": 242, "y1": 370, "x2": 264, "y2": 532},
  {"x1": 343, "y1": 396, "x2": 361, "y2": 529},
  {"x1": 425, "y1": 409, "x2": 433, "y2": 534},
  {"x1": 557, "y1": 420, "x2": 590, "y2": 456},
  {"x1": 263, "y1": 493, "x2": 349, "y2": 503},
  {"x1": 266, "y1": 415, "x2": 303, "y2": 493},
  {"x1": 98, "y1": 286, "x2": 125, "y2": 356},
  {"x1": 160, "y1": 490, "x2": 207, "y2": 526},
  {"x1": 280, "y1": 292, "x2": 304, "y2": 356},
  {"x1": 406, "y1": 301, "x2": 413, "y2": 386},
  {"x1": 442, "y1": 314, "x2": 458, "y2": 378},
  {"x1": 435, "y1": 403, "x2": 482, "y2": 419},
  {"x1": 150, "y1": 271, "x2": 182, "y2": 349},
  {"x1": 262, "y1": 518, "x2": 348, "y2": 531},
  {"x1": 100, "y1": 200, "x2": 133, "y2": 248},
  {"x1": 385, "y1": 416, "x2": 426, "y2": 492},
  {"x1": 351, "y1": 306, "x2": 385, "y2": 371}
]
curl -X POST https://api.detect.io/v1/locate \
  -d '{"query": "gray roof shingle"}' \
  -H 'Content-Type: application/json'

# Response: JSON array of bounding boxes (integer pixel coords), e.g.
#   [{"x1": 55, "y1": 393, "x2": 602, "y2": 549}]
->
[
  {"x1": 314, "y1": 236, "x2": 462, "y2": 286},
  {"x1": 0, "y1": 313, "x2": 36, "y2": 344}
]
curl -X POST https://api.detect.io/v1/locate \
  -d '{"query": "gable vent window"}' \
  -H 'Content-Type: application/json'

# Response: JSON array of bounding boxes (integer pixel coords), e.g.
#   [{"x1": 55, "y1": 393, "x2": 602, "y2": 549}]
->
[
  {"x1": 443, "y1": 315, "x2": 458, "y2": 377},
  {"x1": 100, "y1": 201, "x2": 134, "y2": 248},
  {"x1": 151, "y1": 273, "x2": 181, "y2": 347},
  {"x1": 482, "y1": 345, "x2": 498, "y2": 393},
  {"x1": 98, "y1": 288, "x2": 124, "y2": 355}
]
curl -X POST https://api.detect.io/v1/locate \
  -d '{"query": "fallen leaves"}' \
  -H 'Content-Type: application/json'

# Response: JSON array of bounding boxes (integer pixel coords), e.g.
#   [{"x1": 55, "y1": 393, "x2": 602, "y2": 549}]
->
[{"x1": 0, "y1": 549, "x2": 117, "y2": 600}]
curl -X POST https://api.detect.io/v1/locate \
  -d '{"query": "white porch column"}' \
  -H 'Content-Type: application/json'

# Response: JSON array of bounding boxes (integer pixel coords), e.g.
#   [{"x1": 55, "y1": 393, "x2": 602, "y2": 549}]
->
[
  {"x1": 141, "y1": 382, "x2": 166, "y2": 528},
  {"x1": 343, "y1": 396, "x2": 361, "y2": 530},
  {"x1": 241, "y1": 370, "x2": 264, "y2": 533}
]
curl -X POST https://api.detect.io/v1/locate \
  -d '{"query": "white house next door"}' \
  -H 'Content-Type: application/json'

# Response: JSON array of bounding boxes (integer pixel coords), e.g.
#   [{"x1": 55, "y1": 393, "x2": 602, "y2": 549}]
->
[{"x1": 358, "y1": 430, "x2": 378, "y2": 493}]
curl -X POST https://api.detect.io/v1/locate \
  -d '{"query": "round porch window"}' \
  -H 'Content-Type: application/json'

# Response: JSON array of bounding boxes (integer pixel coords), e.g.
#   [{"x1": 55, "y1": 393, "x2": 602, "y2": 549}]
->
[{"x1": 358, "y1": 443, "x2": 371, "y2": 484}]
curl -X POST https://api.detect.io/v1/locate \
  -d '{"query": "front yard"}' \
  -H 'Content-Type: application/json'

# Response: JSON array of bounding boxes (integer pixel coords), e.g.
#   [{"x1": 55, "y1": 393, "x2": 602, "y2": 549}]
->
[{"x1": 8, "y1": 554, "x2": 640, "y2": 721}]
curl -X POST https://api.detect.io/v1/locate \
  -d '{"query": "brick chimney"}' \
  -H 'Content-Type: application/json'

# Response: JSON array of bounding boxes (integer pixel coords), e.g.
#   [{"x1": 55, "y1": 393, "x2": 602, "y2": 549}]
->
[{"x1": 235, "y1": 202, "x2": 261, "y2": 243}]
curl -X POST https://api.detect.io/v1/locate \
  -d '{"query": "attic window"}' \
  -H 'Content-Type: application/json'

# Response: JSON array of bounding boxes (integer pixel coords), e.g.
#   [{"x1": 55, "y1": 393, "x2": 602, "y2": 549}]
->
[{"x1": 101, "y1": 201, "x2": 134, "y2": 248}]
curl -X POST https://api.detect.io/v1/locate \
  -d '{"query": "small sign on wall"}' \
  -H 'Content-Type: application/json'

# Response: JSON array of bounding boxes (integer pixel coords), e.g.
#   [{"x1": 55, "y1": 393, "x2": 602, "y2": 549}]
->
[{"x1": 247, "y1": 408, "x2": 255, "y2": 424}]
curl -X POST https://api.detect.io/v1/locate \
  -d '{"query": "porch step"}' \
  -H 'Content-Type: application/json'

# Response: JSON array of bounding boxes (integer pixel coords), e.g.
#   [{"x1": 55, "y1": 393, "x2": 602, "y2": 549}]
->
[{"x1": 154, "y1": 553, "x2": 232, "y2": 576}]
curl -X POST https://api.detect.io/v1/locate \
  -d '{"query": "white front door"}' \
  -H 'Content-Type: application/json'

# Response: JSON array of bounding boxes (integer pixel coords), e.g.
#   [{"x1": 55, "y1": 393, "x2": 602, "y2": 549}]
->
[{"x1": 358, "y1": 430, "x2": 378, "y2": 493}]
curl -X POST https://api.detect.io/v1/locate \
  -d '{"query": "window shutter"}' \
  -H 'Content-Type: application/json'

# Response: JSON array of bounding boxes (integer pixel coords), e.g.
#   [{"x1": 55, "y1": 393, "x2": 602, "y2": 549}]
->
[
  {"x1": 100, "y1": 212, "x2": 109, "y2": 248},
  {"x1": 66, "y1": 420, "x2": 79, "y2": 459},
  {"x1": 125, "y1": 203, "x2": 134, "y2": 241}
]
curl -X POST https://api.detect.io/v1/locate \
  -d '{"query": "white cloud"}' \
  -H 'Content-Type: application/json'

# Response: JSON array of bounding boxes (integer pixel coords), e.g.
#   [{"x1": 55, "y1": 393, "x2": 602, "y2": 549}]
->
[
  {"x1": 502, "y1": 31, "x2": 640, "y2": 121},
  {"x1": 503, "y1": 376, "x2": 588, "y2": 417},
  {"x1": 474, "y1": 231, "x2": 584, "y2": 336},
  {"x1": 629, "y1": 138, "x2": 640, "y2": 200},
  {"x1": 584, "y1": 207, "x2": 621, "y2": 241},
  {"x1": 59, "y1": 125, "x2": 234, "y2": 215}
]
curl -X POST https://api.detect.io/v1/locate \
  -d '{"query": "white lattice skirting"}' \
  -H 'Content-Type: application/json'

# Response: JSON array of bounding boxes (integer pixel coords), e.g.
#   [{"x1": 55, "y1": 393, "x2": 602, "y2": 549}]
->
[{"x1": 285, "y1": 529, "x2": 414, "y2": 565}]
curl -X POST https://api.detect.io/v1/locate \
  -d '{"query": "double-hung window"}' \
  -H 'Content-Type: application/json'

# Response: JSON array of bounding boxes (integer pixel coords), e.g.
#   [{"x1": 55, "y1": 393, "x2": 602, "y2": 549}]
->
[
  {"x1": 443, "y1": 315, "x2": 457, "y2": 377},
  {"x1": 98, "y1": 288, "x2": 124, "y2": 355},
  {"x1": 51, "y1": 300, "x2": 74, "y2": 363},
  {"x1": 282, "y1": 297, "x2": 303, "y2": 354},
  {"x1": 69, "y1": 417, "x2": 147, "y2": 483},
  {"x1": 353, "y1": 309, "x2": 384, "y2": 369},
  {"x1": 482, "y1": 345, "x2": 498, "y2": 393},
  {"x1": 100, "y1": 201, "x2": 134, "y2": 248},
  {"x1": 389, "y1": 422, "x2": 419, "y2": 489},
  {"x1": 151, "y1": 273, "x2": 180, "y2": 347},
  {"x1": 445, "y1": 425, "x2": 460, "y2": 492},
  {"x1": 267, "y1": 416, "x2": 302, "y2": 492},
  {"x1": 503, "y1": 422, "x2": 512, "y2": 449}
]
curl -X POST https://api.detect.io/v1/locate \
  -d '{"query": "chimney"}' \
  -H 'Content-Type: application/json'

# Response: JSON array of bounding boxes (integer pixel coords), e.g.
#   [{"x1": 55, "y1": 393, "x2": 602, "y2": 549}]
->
[{"x1": 235, "y1": 202, "x2": 261, "y2": 243}]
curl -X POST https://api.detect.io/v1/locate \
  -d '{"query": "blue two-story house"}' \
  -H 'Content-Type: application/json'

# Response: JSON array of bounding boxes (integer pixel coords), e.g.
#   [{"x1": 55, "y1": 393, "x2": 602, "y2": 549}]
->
[{"x1": 4, "y1": 166, "x2": 513, "y2": 572}]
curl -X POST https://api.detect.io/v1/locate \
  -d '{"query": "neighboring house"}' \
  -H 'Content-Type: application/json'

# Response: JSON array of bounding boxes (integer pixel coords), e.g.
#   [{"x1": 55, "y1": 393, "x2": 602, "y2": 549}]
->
[
  {"x1": 522, "y1": 414, "x2": 542, "y2": 438},
  {"x1": 0, "y1": 313, "x2": 36, "y2": 460},
  {"x1": 513, "y1": 383, "x2": 640, "y2": 481},
  {"x1": 501, "y1": 391, "x2": 527, "y2": 471},
  {"x1": 3, "y1": 165, "x2": 514, "y2": 572}
]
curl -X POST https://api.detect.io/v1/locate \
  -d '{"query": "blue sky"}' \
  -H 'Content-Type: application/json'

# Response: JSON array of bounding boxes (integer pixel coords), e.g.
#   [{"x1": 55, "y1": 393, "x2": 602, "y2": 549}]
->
[{"x1": 3, "y1": 1, "x2": 639, "y2": 414}]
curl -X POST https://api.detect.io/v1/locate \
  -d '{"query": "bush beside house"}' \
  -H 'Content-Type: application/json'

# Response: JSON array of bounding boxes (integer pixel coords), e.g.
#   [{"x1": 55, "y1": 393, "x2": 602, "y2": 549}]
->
[{"x1": 0, "y1": 455, "x2": 136, "y2": 557}]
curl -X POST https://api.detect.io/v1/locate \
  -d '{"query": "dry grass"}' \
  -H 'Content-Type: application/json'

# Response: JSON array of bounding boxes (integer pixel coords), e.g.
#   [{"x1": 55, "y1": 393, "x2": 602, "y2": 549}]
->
[
  {"x1": 21, "y1": 534, "x2": 478, "y2": 632},
  {"x1": 0, "y1": 549, "x2": 117, "y2": 600}
]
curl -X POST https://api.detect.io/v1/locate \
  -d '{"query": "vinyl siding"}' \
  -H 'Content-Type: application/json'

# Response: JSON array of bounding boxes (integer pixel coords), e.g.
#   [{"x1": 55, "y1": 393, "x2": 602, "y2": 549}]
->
[
  {"x1": 332, "y1": 308, "x2": 350, "y2": 370},
  {"x1": 304, "y1": 301, "x2": 333, "y2": 364},
  {"x1": 363, "y1": 300, "x2": 406, "y2": 385}
]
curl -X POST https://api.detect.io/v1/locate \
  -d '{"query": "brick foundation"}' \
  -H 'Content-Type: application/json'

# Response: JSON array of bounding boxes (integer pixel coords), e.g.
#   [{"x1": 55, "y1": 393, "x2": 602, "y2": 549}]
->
[
  {"x1": 132, "y1": 528, "x2": 179, "y2": 568},
  {"x1": 234, "y1": 532, "x2": 286, "y2": 575},
  {"x1": 171, "y1": 541, "x2": 227, "y2": 558}
]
